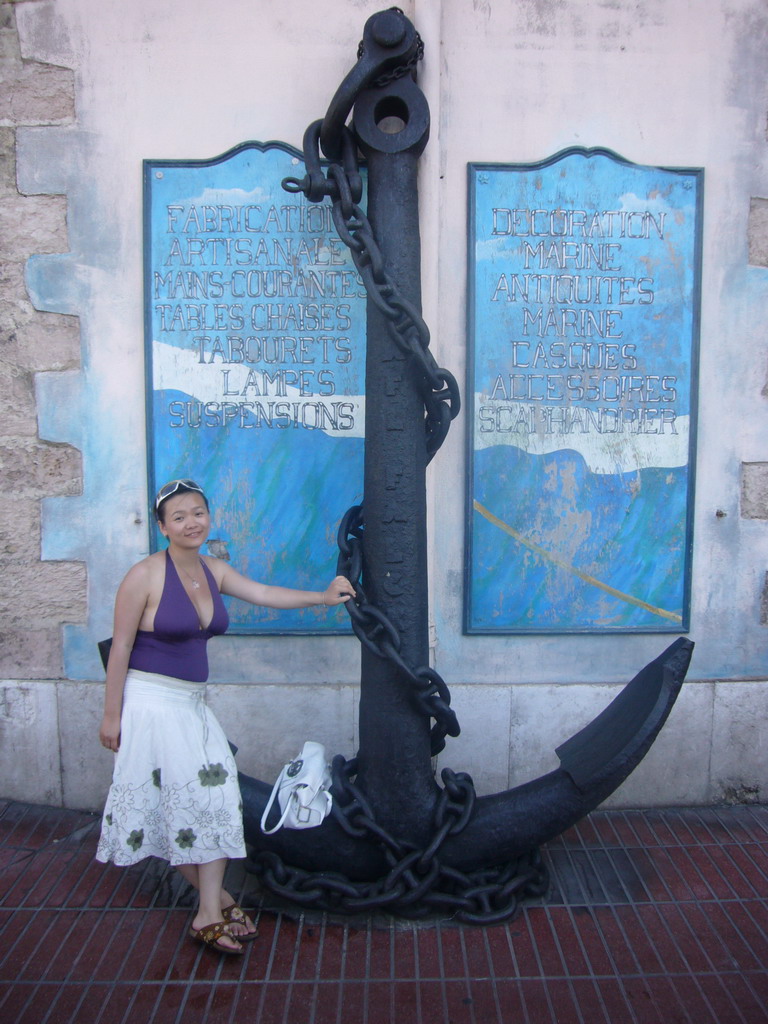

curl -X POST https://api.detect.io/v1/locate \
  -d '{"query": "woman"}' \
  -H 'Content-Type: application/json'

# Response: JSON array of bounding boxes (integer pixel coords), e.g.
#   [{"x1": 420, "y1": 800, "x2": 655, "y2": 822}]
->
[{"x1": 96, "y1": 478, "x2": 355, "y2": 954}]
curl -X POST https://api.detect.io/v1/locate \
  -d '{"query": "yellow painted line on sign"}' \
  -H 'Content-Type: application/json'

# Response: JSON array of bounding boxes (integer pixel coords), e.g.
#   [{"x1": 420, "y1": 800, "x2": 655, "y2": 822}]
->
[{"x1": 473, "y1": 498, "x2": 683, "y2": 624}]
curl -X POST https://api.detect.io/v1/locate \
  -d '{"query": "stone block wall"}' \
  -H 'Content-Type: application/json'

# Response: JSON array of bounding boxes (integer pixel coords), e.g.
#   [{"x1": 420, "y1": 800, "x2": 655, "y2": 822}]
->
[{"x1": 0, "y1": 0, "x2": 85, "y2": 680}]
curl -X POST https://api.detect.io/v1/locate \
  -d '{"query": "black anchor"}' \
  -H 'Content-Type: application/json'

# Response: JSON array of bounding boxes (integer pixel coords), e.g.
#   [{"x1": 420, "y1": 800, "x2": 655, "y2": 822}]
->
[{"x1": 238, "y1": 8, "x2": 694, "y2": 922}]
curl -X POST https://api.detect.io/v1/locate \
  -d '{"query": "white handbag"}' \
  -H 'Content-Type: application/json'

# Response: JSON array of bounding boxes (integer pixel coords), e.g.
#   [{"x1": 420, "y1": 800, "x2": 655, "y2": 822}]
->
[{"x1": 260, "y1": 741, "x2": 333, "y2": 834}]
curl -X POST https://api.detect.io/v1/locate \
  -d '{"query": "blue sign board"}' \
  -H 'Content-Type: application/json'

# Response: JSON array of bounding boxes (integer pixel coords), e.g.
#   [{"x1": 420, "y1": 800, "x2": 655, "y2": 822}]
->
[
  {"x1": 144, "y1": 142, "x2": 365, "y2": 632},
  {"x1": 466, "y1": 149, "x2": 702, "y2": 633}
]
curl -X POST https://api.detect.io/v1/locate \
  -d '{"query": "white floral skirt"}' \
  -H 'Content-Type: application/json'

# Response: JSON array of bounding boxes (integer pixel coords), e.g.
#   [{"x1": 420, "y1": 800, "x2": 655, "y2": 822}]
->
[{"x1": 96, "y1": 670, "x2": 246, "y2": 867}]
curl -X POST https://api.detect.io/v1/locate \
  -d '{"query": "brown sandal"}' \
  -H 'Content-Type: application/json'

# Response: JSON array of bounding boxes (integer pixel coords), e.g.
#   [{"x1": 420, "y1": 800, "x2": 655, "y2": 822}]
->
[
  {"x1": 222, "y1": 903, "x2": 258, "y2": 940},
  {"x1": 189, "y1": 921, "x2": 243, "y2": 955}
]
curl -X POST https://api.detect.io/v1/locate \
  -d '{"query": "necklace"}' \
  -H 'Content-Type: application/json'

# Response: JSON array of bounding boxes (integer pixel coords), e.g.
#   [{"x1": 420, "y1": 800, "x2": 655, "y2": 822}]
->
[{"x1": 174, "y1": 557, "x2": 202, "y2": 590}]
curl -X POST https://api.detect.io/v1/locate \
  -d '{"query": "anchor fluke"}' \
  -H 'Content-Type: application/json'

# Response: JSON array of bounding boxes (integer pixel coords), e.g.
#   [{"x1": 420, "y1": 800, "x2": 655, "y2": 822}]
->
[
  {"x1": 555, "y1": 636, "x2": 694, "y2": 793},
  {"x1": 438, "y1": 637, "x2": 695, "y2": 871}
]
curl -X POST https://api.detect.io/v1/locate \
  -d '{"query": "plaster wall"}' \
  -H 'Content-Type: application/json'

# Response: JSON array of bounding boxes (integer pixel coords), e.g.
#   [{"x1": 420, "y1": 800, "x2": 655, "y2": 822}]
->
[{"x1": 1, "y1": 0, "x2": 766, "y2": 811}]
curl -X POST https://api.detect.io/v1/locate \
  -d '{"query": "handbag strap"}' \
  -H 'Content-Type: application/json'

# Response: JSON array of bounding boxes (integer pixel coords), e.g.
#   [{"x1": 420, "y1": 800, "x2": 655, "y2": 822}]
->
[{"x1": 260, "y1": 770, "x2": 294, "y2": 835}]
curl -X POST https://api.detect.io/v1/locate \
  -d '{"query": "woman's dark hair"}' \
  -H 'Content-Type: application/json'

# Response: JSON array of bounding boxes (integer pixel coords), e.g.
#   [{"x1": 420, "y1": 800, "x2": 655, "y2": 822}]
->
[{"x1": 154, "y1": 479, "x2": 209, "y2": 523}]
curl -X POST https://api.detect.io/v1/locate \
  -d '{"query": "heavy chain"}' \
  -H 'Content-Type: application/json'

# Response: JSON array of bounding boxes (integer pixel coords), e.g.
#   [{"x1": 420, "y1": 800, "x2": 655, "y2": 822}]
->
[
  {"x1": 334, "y1": 504, "x2": 459, "y2": 756},
  {"x1": 285, "y1": 133, "x2": 460, "y2": 462},
  {"x1": 326, "y1": 159, "x2": 461, "y2": 461},
  {"x1": 283, "y1": 104, "x2": 461, "y2": 753},
  {"x1": 251, "y1": 762, "x2": 549, "y2": 923}
]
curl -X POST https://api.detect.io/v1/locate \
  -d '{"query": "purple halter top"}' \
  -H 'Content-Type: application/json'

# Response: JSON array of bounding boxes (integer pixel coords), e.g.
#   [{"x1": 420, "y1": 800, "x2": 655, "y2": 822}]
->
[{"x1": 129, "y1": 551, "x2": 229, "y2": 682}]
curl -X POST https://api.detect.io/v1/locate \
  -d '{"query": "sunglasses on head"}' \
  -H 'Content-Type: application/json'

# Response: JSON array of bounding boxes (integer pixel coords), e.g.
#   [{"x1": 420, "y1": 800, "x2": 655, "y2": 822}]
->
[{"x1": 155, "y1": 479, "x2": 204, "y2": 511}]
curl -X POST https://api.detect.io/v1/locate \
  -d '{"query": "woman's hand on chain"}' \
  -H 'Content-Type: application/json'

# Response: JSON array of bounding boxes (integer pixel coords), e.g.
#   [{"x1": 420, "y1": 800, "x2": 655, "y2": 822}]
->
[{"x1": 322, "y1": 575, "x2": 356, "y2": 607}]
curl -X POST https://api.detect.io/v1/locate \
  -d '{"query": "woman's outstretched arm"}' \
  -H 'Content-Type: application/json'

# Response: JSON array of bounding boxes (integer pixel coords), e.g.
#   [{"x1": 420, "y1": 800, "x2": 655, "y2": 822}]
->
[{"x1": 213, "y1": 562, "x2": 355, "y2": 610}]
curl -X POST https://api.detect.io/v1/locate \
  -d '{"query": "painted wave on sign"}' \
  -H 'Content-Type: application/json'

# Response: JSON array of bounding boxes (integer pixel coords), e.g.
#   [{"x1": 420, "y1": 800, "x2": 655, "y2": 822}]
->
[
  {"x1": 473, "y1": 394, "x2": 689, "y2": 475},
  {"x1": 470, "y1": 443, "x2": 688, "y2": 632},
  {"x1": 152, "y1": 382, "x2": 364, "y2": 633}
]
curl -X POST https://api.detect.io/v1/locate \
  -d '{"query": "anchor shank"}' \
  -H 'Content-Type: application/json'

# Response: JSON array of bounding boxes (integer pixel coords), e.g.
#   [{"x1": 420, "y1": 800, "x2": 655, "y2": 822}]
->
[{"x1": 353, "y1": 98, "x2": 436, "y2": 843}]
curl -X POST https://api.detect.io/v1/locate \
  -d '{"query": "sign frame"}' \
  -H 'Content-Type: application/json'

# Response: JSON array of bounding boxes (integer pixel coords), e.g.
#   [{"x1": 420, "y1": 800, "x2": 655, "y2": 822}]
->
[
  {"x1": 464, "y1": 147, "x2": 702, "y2": 635},
  {"x1": 143, "y1": 140, "x2": 366, "y2": 635}
]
